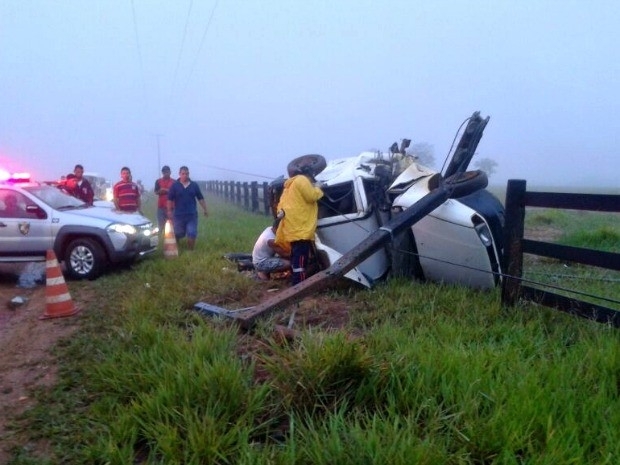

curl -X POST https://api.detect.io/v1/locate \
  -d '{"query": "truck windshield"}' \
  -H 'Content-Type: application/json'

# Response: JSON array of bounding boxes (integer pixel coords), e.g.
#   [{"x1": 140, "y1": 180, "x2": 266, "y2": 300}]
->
[{"x1": 24, "y1": 185, "x2": 86, "y2": 209}]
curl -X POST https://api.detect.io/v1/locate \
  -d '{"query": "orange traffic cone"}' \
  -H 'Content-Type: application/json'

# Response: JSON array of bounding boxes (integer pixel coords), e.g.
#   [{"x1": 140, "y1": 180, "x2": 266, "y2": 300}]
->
[
  {"x1": 163, "y1": 220, "x2": 179, "y2": 259},
  {"x1": 40, "y1": 250, "x2": 80, "y2": 320}
]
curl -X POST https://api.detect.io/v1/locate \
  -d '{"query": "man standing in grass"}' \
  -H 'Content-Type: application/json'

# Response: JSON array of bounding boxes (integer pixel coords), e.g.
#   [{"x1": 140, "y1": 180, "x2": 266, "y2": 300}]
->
[
  {"x1": 275, "y1": 163, "x2": 324, "y2": 285},
  {"x1": 154, "y1": 165, "x2": 174, "y2": 234},
  {"x1": 167, "y1": 166, "x2": 208, "y2": 250},
  {"x1": 113, "y1": 166, "x2": 141, "y2": 213}
]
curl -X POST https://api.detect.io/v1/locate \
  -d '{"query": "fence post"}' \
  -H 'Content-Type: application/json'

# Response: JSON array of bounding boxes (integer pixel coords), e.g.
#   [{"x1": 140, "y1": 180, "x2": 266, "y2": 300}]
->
[
  {"x1": 251, "y1": 181, "x2": 259, "y2": 212},
  {"x1": 501, "y1": 179, "x2": 527, "y2": 306},
  {"x1": 262, "y1": 182, "x2": 270, "y2": 216},
  {"x1": 243, "y1": 182, "x2": 250, "y2": 210},
  {"x1": 234, "y1": 182, "x2": 241, "y2": 206}
]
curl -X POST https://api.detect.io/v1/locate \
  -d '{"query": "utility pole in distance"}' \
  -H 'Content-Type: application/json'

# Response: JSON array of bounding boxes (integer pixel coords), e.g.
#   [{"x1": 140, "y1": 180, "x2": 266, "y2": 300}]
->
[{"x1": 154, "y1": 133, "x2": 163, "y2": 178}]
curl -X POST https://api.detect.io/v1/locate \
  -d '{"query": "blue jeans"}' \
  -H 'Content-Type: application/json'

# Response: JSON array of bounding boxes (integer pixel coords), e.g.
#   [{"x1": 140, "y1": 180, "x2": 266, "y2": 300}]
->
[
  {"x1": 173, "y1": 213, "x2": 198, "y2": 239},
  {"x1": 157, "y1": 207, "x2": 168, "y2": 233}
]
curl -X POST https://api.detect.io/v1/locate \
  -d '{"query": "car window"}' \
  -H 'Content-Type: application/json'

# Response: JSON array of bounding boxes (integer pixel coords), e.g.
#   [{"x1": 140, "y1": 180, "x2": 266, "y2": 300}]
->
[
  {"x1": 23, "y1": 184, "x2": 84, "y2": 209},
  {"x1": 0, "y1": 189, "x2": 36, "y2": 219}
]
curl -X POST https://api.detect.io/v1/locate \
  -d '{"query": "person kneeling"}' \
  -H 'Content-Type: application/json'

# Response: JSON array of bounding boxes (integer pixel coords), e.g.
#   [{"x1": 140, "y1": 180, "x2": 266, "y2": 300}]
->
[{"x1": 252, "y1": 219, "x2": 291, "y2": 281}]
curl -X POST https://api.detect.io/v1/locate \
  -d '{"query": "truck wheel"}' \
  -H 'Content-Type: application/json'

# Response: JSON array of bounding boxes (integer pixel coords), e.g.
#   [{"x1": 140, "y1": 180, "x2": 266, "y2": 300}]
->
[{"x1": 64, "y1": 238, "x2": 106, "y2": 280}]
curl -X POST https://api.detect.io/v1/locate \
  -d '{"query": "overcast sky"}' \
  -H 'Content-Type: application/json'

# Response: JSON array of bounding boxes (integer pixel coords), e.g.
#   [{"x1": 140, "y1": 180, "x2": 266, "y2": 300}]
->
[{"x1": 1, "y1": 0, "x2": 618, "y2": 191}]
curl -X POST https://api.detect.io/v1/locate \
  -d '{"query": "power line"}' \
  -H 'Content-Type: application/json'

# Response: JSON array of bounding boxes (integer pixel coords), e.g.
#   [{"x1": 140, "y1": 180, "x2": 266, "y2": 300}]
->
[
  {"x1": 198, "y1": 163, "x2": 275, "y2": 180},
  {"x1": 168, "y1": 0, "x2": 194, "y2": 106},
  {"x1": 182, "y1": 0, "x2": 219, "y2": 94},
  {"x1": 130, "y1": 0, "x2": 149, "y2": 116}
]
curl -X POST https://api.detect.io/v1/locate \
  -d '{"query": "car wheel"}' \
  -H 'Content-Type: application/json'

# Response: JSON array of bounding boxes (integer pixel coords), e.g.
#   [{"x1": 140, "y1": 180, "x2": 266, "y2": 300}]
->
[
  {"x1": 444, "y1": 170, "x2": 488, "y2": 199},
  {"x1": 64, "y1": 238, "x2": 106, "y2": 280},
  {"x1": 287, "y1": 154, "x2": 327, "y2": 178}
]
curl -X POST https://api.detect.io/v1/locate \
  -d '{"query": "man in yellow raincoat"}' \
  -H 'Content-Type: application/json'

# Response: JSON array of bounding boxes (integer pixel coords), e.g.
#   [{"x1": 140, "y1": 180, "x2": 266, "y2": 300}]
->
[{"x1": 274, "y1": 165, "x2": 324, "y2": 285}]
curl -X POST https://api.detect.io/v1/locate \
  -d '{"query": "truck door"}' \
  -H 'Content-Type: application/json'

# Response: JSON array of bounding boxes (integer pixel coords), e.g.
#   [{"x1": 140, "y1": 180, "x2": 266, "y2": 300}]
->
[{"x1": 0, "y1": 189, "x2": 52, "y2": 258}]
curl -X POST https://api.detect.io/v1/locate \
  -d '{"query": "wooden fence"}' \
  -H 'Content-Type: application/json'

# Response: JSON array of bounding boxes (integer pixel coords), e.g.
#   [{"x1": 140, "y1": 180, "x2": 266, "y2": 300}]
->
[
  {"x1": 501, "y1": 179, "x2": 620, "y2": 326},
  {"x1": 205, "y1": 180, "x2": 273, "y2": 216}
]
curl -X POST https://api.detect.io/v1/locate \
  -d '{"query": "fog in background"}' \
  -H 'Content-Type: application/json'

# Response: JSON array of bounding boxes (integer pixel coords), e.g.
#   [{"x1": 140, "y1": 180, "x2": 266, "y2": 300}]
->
[{"x1": 1, "y1": 0, "x2": 618, "y2": 191}]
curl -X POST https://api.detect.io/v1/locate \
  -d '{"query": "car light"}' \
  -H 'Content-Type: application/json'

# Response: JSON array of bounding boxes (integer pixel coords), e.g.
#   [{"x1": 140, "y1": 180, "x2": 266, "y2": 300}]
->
[
  {"x1": 11, "y1": 172, "x2": 31, "y2": 182},
  {"x1": 107, "y1": 223, "x2": 137, "y2": 235},
  {"x1": 0, "y1": 170, "x2": 31, "y2": 183},
  {"x1": 474, "y1": 222, "x2": 493, "y2": 247}
]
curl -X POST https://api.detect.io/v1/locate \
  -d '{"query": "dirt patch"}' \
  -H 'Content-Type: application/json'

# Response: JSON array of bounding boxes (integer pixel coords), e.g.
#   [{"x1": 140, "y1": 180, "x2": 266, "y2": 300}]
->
[{"x1": 0, "y1": 265, "x2": 81, "y2": 463}]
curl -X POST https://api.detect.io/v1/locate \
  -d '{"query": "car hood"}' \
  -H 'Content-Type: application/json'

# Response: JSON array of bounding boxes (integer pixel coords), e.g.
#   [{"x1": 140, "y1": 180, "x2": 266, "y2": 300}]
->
[{"x1": 58, "y1": 206, "x2": 152, "y2": 225}]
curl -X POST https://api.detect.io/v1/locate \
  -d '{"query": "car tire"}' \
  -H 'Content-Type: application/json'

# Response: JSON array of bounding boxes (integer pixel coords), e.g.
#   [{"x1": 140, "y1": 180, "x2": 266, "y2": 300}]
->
[
  {"x1": 287, "y1": 154, "x2": 327, "y2": 178},
  {"x1": 444, "y1": 170, "x2": 488, "y2": 199},
  {"x1": 64, "y1": 238, "x2": 106, "y2": 280}
]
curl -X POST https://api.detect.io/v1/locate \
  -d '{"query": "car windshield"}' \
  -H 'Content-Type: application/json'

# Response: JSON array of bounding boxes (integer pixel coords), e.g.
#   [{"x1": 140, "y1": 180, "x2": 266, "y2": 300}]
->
[{"x1": 23, "y1": 184, "x2": 87, "y2": 209}]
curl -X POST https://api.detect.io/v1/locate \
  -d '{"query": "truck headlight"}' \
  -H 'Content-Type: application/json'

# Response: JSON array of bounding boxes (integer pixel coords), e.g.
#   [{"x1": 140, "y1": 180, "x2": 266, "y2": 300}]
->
[{"x1": 107, "y1": 223, "x2": 137, "y2": 235}]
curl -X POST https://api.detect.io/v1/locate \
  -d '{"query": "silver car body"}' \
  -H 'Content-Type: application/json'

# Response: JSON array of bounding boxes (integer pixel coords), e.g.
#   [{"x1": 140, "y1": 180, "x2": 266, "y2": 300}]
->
[{"x1": 0, "y1": 181, "x2": 158, "y2": 277}]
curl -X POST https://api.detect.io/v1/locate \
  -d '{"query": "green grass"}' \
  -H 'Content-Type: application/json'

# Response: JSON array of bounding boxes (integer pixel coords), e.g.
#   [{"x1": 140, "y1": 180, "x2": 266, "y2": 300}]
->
[{"x1": 6, "y1": 195, "x2": 620, "y2": 464}]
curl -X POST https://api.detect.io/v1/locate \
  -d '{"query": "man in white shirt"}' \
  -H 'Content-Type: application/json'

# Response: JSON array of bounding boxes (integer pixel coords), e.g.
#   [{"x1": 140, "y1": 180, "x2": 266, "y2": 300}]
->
[{"x1": 251, "y1": 219, "x2": 291, "y2": 280}]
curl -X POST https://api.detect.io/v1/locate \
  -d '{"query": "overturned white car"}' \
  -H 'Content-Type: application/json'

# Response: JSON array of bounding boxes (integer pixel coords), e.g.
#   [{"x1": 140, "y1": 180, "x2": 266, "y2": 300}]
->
[
  {"x1": 197, "y1": 112, "x2": 505, "y2": 326},
  {"x1": 273, "y1": 111, "x2": 504, "y2": 289}
]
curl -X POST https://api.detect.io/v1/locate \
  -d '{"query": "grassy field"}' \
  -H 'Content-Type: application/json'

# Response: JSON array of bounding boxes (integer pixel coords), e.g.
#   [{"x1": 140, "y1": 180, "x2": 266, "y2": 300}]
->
[{"x1": 7, "y1": 194, "x2": 620, "y2": 464}]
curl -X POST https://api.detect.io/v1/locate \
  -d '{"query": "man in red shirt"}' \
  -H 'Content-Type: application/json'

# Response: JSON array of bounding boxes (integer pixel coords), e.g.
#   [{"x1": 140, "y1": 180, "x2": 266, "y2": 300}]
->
[
  {"x1": 113, "y1": 166, "x2": 141, "y2": 213},
  {"x1": 154, "y1": 165, "x2": 174, "y2": 233}
]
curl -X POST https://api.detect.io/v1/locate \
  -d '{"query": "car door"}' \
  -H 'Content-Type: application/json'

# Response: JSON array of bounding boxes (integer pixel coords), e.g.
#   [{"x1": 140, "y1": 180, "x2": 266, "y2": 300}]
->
[{"x1": 0, "y1": 188, "x2": 52, "y2": 258}]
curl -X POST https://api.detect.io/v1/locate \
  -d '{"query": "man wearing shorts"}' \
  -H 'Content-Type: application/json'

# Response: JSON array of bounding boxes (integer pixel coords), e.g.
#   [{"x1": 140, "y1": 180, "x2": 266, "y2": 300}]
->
[
  {"x1": 167, "y1": 166, "x2": 208, "y2": 250},
  {"x1": 252, "y1": 219, "x2": 291, "y2": 280}
]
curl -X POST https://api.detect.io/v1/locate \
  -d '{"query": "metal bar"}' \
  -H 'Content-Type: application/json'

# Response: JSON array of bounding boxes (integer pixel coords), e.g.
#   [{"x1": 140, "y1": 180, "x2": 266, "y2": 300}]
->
[{"x1": 194, "y1": 302, "x2": 242, "y2": 318}]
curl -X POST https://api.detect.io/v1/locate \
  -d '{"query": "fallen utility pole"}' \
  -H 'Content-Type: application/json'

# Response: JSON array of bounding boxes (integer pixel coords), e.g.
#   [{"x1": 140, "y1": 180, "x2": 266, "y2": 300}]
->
[
  {"x1": 195, "y1": 181, "x2": 452, "y2": 329},
  {"x1": 194, "y1": 112, "x2": 491, "y2": 329}
]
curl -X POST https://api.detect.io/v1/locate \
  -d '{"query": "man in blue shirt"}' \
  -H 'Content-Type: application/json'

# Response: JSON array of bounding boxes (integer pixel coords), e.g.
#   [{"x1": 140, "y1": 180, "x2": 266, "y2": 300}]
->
[{"x1": 167, "y1": 166, "x2": 208, "y2": 250}]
